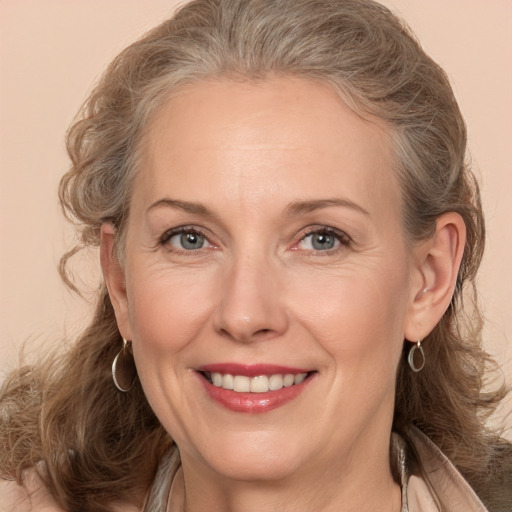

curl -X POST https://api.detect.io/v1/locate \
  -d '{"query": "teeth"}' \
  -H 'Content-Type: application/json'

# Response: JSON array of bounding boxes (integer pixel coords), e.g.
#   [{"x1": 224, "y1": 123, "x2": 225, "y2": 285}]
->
[
  {"x1": 209, "y1": 372, "x2": 308, "y2": 393},
  {"x1": 212, "y1": 373, "x2": 223, "y2": 386},
  {"x1": 233, "y1": 375, "x2": 250, "y2": 392},
  {"x1": 294, "y1": 373, "x2": 306, "y2": 385},
  {"x1": 250, "y1": 375, "x2": 269, "y2": 393},
  {"x1": 283, "y1": 374, "x2": 295, "y2": 387},
  {"x1": 222, "y1": 373, "x2": 234, "y2": 390},
  {"x1": 269, "y1": 374, "x2": 284, "y2": 391}
]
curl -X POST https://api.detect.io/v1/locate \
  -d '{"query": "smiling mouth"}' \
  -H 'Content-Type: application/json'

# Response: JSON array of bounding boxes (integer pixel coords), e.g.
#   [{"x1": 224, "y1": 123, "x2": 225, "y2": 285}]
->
[{"x1": 200, "y1": 371, "x2": 315, "y2": 393}]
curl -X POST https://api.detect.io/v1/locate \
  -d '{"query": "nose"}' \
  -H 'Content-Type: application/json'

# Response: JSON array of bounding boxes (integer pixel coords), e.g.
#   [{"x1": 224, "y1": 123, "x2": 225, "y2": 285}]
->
[{"x1": 213, "y1": 254, "x2": 289, "y2": 343}]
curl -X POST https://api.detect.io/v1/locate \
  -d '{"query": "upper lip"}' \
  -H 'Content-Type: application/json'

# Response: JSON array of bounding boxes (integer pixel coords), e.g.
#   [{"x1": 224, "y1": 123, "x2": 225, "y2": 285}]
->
[{"x1": 197, "y1": 363, "x2": 312, "y2": 377}]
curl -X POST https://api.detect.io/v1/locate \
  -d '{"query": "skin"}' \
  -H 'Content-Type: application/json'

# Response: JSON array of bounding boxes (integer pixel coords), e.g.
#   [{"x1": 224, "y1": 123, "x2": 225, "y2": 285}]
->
[{"x1": 101, "y1": 77, "x2": 466, "y2": 512}]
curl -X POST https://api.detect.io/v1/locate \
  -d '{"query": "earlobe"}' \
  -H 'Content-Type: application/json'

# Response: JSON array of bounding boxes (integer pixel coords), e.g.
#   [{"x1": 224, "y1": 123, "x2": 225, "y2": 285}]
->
[
  {"x1": 100, "y1": 223, "x2": 132, "y2": 340},
  {"x1": 404, "y1": 212, "x2": 466, "y2": 341}
]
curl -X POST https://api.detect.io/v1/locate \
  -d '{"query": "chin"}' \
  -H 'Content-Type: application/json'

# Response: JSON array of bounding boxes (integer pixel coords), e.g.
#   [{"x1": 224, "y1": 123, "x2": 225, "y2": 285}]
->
[
  {"x1": 198, "y1": 432, "x2": 307, "y2": 482},
  {"x1": 211, "y1": 456, "x2": 302, "y2": 483}
]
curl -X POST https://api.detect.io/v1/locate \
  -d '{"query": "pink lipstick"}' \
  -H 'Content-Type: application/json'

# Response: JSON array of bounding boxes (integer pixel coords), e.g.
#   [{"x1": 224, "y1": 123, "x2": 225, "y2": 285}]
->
[{"x1": 196, "y1": 363, "x2": 315, "y2": 414}]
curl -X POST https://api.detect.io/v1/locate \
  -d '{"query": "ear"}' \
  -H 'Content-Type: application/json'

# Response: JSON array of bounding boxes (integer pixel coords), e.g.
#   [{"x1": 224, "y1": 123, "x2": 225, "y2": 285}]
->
[
  {"x1": 100, "y1": 223, "x2": 133, "y2": 340},
  {"x1": 404, "y1": 212, "x2": 466, "y2": 341}
]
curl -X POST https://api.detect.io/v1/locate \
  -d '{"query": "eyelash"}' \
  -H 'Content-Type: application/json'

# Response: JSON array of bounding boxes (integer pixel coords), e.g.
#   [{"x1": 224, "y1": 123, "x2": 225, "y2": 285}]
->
[
  {"x1": 295, "y1": 226, "x2": 352, "y2": 254},
  {"x1": 159, "y1": 226, "x2": 212, "y2": 253},
  {"x1": 158, "y1": 225, "x2": 351, "y2": 254}
]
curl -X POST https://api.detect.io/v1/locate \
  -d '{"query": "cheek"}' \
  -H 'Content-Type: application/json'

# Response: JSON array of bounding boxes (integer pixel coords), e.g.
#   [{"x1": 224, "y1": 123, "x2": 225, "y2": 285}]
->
[
  {"x1": 123, "y1": 264, "x2": 221, "y2": 439},
  {"x1": 291, "y1": 263, "x2": 409, "y2": 372},
  {"x1": 125, "y1": 264, "x2": 218, "y2": 354}
]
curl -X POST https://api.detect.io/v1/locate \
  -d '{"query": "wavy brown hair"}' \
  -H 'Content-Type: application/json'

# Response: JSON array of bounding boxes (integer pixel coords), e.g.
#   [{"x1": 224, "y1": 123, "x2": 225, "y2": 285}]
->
[{"x1": 1, "y1": 0, "x2": 510, "y2": 510}]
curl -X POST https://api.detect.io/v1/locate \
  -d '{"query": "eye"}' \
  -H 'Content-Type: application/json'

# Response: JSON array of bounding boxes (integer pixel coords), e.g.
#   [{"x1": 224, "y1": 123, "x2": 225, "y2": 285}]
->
[
  {"x1": 161, "y1": 228, "x2": 211, "y2": 251},
  {"x1": 297, "y1": 227, "x2": 350, "y2": 252}
]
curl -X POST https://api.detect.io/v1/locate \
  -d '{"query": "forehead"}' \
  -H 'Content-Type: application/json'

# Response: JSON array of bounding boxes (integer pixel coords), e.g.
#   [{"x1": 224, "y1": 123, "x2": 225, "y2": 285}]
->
[{"x1": 136, "y1": 77, "x2": 400, "y2": 219}]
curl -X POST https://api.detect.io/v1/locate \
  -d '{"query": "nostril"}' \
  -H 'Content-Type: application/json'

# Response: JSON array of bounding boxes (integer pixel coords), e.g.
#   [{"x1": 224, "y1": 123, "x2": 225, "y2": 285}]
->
[{"x1": 252, "y1": 328, "x2": 278, "y2": 340}]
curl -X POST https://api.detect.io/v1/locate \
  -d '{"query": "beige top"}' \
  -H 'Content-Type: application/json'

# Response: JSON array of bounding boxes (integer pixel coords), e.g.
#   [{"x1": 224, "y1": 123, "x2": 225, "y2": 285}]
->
[
  {"x1": 406, "y1": 427, "x2": 488, "y2": 512},
  {"x1": 0, "y1": 428, "x2": 489, "y2": 512}
]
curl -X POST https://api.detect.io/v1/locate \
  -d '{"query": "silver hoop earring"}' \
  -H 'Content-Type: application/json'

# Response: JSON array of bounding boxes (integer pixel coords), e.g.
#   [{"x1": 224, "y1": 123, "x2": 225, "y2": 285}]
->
[
  {"x1": 408, "y1": 340, "x2": 425, "y2": 373},
  {"x1": 112, "y1": 339, "x2": 137, "y2": 392}
]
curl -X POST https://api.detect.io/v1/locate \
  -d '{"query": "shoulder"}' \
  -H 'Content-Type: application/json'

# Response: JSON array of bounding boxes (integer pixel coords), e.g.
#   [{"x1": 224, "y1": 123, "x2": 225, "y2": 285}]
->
[
  {"x1": 0, "y1": 474, "x2": 144, "y2": 512},
  {"x1": 0, "y1": 472, "x2": 65, "y2": 512},
  {"x1": 406, "y1": 426, "x2": 489, "y2": 512}
]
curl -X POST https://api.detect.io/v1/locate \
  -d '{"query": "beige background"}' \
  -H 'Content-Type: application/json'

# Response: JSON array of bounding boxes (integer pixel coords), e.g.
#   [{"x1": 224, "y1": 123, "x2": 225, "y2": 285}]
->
[{"x1": 1, "y1": 1, "x2": 511, "y2": 432}]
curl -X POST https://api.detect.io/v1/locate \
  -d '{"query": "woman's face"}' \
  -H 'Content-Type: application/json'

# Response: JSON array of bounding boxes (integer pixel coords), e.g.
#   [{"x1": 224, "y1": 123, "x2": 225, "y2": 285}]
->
[{"x1": 114, "y1": 78, "x2": 418, "y2": 484}]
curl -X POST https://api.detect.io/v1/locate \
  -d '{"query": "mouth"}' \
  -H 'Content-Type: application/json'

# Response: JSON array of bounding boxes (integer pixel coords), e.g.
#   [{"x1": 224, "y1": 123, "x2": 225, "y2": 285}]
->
[
  {"x1": 196, "y1": 364, "x2": 317, "y2": 413},
  {"x1": 200, "y1": 370, "x2": 313, "y2": 393}
]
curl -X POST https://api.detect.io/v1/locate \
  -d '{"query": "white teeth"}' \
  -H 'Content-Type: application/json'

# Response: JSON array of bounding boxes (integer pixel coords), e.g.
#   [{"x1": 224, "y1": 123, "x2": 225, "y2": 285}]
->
[
  {"x1": 208, "y1": 372, "x2": 309, "y2": 393},
  {"x1": 233, "y1": 375, "x2": 251, "y2": 392},
  {"x1": 212, "y1": 372, "x2": 223, "y2": 386},
  {"x1": 269, "y1": 374, "x2": 284, "y2": 391},
  {"x1": 250, "y1": 375, "x2": 269, "y2": 393},
  {"x1": 222, "y1": 374, "x2": 234, "y2": 390},
  {"x1": 294, "y1": 373, "x2": 307, "y2": 385},
  {"x1": 283, "y1": 374, "x2": 295, "y2": 387}
]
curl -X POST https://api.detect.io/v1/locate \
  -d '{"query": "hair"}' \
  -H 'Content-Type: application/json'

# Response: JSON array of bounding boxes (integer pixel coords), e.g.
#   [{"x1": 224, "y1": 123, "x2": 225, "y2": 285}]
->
[{"x1": 1, "y1": 0, "x2": 510, "y2": 510}]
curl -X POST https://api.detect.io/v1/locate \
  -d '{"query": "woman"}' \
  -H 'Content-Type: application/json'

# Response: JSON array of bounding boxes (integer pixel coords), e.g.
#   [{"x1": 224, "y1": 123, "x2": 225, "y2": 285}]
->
[{"x1": 0, "y1": 0, "x2": 510, "y2": 510}]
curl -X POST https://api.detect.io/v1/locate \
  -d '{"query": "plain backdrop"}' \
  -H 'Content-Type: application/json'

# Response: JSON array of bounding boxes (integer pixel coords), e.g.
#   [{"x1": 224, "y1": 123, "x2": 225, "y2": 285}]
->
[{"x1": 1, "y1": 0, "x2": 511, "y2": 432}]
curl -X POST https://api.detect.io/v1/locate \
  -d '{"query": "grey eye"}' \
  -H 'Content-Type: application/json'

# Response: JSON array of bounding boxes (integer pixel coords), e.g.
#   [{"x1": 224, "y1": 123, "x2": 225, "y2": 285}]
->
[
  {"x1": 312, "y1": 233, "x2": 337, "y2": 250},
  {"x1": 299, "y1": 231, "x2": 341, "y2": 251},
  {"x1": 170, "y1": 231, "x2": 208, "y2": 250}
]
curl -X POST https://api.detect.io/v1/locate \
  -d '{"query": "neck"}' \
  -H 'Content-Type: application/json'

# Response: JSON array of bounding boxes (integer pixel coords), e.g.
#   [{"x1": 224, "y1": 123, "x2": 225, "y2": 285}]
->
[{"x1": 171, "y1": 444, "x2": 402, "y2": 512}]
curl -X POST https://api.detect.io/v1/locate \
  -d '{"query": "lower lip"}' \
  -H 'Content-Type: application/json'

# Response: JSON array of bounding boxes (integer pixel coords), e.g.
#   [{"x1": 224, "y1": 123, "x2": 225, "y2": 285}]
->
[{"x1": 198, "y1": 374, "x2": 313, "y2": 414}]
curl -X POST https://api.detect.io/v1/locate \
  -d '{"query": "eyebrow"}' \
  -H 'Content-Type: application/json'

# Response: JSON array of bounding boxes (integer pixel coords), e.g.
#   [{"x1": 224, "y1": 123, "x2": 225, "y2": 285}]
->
[
  {"x1": 283, "y1": 198, "x2": 370, "y2": 217},
  {"x1": 147, "y1": 197, "x2": 370, "y2": 219},
  {"x1": 147, "y1": 198, "x2": 217, "y2": 217}
]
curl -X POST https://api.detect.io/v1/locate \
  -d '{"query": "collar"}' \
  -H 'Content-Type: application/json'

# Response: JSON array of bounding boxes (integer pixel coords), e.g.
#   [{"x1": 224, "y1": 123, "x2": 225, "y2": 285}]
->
[
  {"x1": 143, "y1": 427, "x2": 489, "y2": 512},
  {"x1": 405, "y1": 426, "x2": 489, "y2": 512}
]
